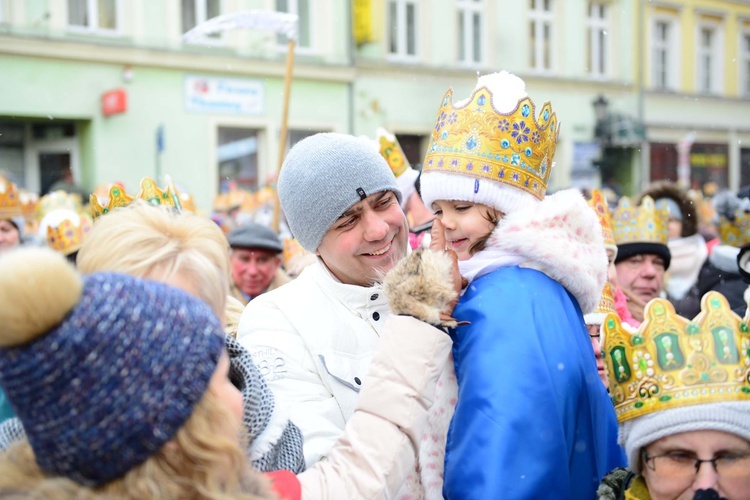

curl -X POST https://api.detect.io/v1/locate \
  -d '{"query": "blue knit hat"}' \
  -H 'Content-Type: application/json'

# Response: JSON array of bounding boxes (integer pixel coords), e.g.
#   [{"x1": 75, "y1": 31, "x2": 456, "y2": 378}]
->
[
  {"x1": 0, "y1": 248, "x2": 225, "y2": 486},
  {"x1": 278, "y1": 133, "x2": 402, "y2": 252}
]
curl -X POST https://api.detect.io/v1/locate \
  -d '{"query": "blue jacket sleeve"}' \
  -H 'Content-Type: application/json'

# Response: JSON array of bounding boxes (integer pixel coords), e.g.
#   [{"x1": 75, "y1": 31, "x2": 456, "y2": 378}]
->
[{"x1": 443, "y1": 267, "x2": 621, "y2": 499}]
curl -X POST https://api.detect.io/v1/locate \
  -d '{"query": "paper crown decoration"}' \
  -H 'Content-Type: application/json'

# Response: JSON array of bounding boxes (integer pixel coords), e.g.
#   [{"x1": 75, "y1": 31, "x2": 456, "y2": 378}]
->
[
  {"x1": 588, "y1": 189, "x2": 616, "y2": 248},
  {"x1": 423, "y1": 87, "x2": 558, "y2": 200},
  {"x1": 718, "y1": 208, "x2": 750, "y2": 248},
  {"x1": 47, "y1": 214, "x2": 92, "y2": 255},
  {"x1": 602, "y1": 292, "x2": 750, "y2": 423},
  {"x1": 611, "y1": 196, "x2": 669, "y2": 246},
  {"x1": 37, "y1": 191, "x2": 84, "y2": 221},
  {"x1": 0, "y1": 178, "x2": 22, "y2": 219},
  {"x1": 585, "y1": 281, "x2": 617, "y2": 326},
  {"x1": 376, "y1": 128, "x2": 410, "y2": 178},
  {"x1": 90, "y1": 177, "x2": 182, "y2": 219}
]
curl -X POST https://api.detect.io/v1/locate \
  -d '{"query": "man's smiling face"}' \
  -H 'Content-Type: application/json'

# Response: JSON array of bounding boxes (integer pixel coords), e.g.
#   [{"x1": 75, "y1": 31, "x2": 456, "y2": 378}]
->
[{"x1": 316, "y1": 190, "x2": 408, "y2": 286}]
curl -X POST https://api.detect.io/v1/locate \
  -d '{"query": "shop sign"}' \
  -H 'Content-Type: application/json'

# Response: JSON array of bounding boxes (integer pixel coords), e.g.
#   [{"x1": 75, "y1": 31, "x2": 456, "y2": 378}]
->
[
  {"x1": 101, "y1": 89, "x2": 127, "y2": 117},
  {"x1": 184, "y1": 76, "x2": 264, "y2": 115}
]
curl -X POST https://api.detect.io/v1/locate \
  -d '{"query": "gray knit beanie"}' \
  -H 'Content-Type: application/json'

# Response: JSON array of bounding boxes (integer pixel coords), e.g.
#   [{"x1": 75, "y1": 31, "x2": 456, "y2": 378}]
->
[
  {"x1": 278, "y1": 133, "x2": 402, "y2": 252},
  {"x1": 619, "y1": 401, "x2": 750, "y2": 473}
]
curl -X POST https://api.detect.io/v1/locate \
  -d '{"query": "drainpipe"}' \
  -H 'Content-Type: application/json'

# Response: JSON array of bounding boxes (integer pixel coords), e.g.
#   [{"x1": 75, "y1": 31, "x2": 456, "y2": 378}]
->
[
  {"x1": 637, "y1": 0, "x2": 648, "y2": 192},
  {"x1": 346, "y1": 0, "x2": 356, "y2": 134}
]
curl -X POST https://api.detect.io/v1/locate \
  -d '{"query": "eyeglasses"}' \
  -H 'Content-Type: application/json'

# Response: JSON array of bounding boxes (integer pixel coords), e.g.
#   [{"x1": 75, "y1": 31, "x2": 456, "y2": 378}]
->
[{"x1": 641, "y1": 449, "x2": 750, "y2": 481}]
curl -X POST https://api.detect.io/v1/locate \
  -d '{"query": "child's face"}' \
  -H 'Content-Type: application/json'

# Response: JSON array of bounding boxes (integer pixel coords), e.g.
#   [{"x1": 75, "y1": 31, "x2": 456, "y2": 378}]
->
[{"x1": 431, "y1": 200, "x2": 498, "y2": 261}]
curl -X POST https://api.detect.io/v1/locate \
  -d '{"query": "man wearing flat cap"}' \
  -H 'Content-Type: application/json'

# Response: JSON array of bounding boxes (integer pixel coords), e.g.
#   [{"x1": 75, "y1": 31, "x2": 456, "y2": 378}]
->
[{"x1": 227, "y1": 223, "x2": 290, "y2": 305}]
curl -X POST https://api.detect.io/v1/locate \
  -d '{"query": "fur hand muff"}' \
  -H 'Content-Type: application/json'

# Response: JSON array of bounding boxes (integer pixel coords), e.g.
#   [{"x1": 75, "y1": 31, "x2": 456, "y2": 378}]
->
[{"x1": 384, "y1": 249, "x2": 459, "y2": 328}]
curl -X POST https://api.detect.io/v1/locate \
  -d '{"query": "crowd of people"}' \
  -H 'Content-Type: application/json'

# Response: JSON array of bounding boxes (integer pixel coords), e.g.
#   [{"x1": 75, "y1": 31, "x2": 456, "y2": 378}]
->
[{"x1": 0, "y1": 70, "x2": 748, "y2": 499}]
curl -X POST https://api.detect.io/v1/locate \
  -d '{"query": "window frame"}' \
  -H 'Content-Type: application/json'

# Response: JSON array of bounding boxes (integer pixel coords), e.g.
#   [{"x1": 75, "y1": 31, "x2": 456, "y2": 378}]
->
[
  {"x1": 695, "y1": 19, "x2": 723, "y2": 95},
  {"x1": 586, "y1": 1, "x2": 610, "y2": 78},
  {"x1": 528, "y1": 0, "x2": 555, "y2": 73},
  {"x1": 66, "y1": 0, "x2": 122, "y2": 35},
  {"x1": 741, "y1": 28, "x2": 750, "y2": 98},
  {"x1": 456, "y1": 0, "x2": 485, "y2": 66},
  {"x1": 387, "y1": 0, "x2": 419, "y2": 62},
  {"x1": 276, "y1": 0, "x2": 316, "y2": 55},
  {"x1": 182, "y1": 0, "x2": 226, "y2": 46},
  {"x1": 650, "y1": 15, "x2": 680, "y2": 91}
]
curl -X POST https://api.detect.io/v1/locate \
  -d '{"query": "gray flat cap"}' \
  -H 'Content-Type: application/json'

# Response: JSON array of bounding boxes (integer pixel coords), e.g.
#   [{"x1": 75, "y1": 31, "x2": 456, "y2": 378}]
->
[{"x1": 227, "y1": 223, "x2": 283, "y2": 253}]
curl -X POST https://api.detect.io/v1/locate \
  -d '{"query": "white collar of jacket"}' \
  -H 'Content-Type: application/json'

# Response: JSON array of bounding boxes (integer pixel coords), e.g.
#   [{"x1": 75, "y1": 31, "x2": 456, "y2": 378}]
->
[
  {"x1": 307, "y1": 258, "x2": 392, "y2": 333},
  {"x1": 458, "y1": 188, "x2": 607, "y2": 314}
]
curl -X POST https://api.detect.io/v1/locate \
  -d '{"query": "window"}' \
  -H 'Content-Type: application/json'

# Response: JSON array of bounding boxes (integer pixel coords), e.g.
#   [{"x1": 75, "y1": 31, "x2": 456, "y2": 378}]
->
[
  {"x1": 276, "y1": 0, "x2": 313, "y2": 51},
  {"x1": 388, "y1": 0, "x2": 418, "y2": 60},
  {"x1": 652, "y1": 18, "x2": 678, "y2": 90},
  {"x1": 67, "y1": 0, "x2": 118, "y2": 32},
  {"x1": 457, "y1": 0, "x2": 484, "y2": 65},
  {"x1": 218, "y1": 127, "x2": 259, "y2": 193},
  {"x1": 696, "y1": 23, "x2": 722, "y2": 95},
  {"x1": 742, "y1": 32, "x2": 750, "y2": 97},
  {"x1": 586, "y1": 2, "x2": 609, "y2": 77},
  {"x1": 182, "y1": 0, "x2": 221, "y2": 40},
  {"x1": 529, "y1": 0, "x2": 554, "y2": 72}
]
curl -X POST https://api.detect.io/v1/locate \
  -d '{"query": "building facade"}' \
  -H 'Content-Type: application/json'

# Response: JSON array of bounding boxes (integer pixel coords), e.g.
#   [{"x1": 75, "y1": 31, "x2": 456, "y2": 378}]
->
[{"x1": 0, "y1": 0, "x2": 748, "y2": 211}]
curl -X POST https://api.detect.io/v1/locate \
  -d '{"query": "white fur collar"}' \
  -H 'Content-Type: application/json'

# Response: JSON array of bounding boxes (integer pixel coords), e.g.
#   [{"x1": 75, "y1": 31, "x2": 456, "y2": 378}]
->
[{"x1": 460, "y1": 189, "x2": 607, "y2": 314}]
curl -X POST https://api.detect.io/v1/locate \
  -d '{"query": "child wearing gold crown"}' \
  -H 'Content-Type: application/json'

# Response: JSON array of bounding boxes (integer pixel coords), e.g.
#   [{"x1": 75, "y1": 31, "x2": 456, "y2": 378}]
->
[
  {"x1": 598, "y1": 292, "x2": 750, "y2": 499},
  {"x1": 419, "y1": 71, "x2": 625, "y2": 498}
]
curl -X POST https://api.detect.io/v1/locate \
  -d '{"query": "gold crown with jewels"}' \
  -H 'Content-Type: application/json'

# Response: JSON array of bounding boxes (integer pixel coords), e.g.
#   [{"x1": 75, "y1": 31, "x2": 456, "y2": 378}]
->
[
  {"x1": 47, "y1": 215, "x2": 92, "y2": 255},
  {"x1": 602, "y1": 292, "x2": 750, "y2": 423},
  {"x1": 0, "y1": 177, "x2": 22, "y2": 219},
  {"x1": 423, "y1": 87, "x2": 558, "y2": 200},
  {"x1": 90, "y1": 177, "x2": 182, "y2": 219},
  {"x1": 588, "y1": 189, "x2": 616, "y2": 248},
  {"x1": 37, "y1": 191, "x2": 84, "y2": 221},
  {"x1": 718, "y1": 209, "x2": 750, "y2": 248},
  {"x1": 611, "y1": 196, "x2": 669, "y2": 246}
]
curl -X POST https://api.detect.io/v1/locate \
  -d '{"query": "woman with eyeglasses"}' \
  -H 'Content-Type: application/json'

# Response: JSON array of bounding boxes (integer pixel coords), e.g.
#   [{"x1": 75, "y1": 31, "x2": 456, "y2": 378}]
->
[{"x1": 597, "y1": 292, "x2": 750, "y2": 500}]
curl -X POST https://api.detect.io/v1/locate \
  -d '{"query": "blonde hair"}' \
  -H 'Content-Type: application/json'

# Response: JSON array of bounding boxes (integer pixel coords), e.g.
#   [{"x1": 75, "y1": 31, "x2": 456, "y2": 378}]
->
[
  {"x1": 224, "y1": 294, "x2": 245, "y2": 338},
  {"x1": 0, "y1": 392, "x2": 275, "y2": 499},
  {"x1": 77, "y1": 202, "x2": 230, "y2": 317}
]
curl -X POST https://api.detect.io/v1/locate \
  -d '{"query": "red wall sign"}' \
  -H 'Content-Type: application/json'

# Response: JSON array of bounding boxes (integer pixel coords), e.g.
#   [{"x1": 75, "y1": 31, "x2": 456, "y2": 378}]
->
[{"x1": 102, "y1": 89, "x2": 127, "y2": 117}]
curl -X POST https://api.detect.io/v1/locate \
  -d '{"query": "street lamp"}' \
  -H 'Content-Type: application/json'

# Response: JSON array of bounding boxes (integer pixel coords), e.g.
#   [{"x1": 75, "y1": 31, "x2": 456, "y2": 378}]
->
[
  {"x1": 592, "y1": 95, "x2": 609, "y2": 124},
  {"x1": 593, "y1": 95, "x2": 611, "y2": 147}
]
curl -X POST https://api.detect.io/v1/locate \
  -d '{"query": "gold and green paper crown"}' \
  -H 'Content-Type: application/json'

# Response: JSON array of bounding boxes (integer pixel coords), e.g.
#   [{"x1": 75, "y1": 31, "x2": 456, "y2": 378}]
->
[
  {"x1": 423, "y1": 87, "x2": 558, "y2": 200},
  {"x1": 90, "y1": 177, "x2": 182, "y2": 219},
  {"x1": 588, "y1": 189, "x2": 616, "y2": 248},
  {"x1": 47, "y1": 215, "x2": 92, "y2": 256},
  {"x1": 602, "y1": 292, "x2": 750, "y2": 423},
  {"x1": 377, "y1": 129, "x2": 410, "y2": 178},
  {"x1": 0, "y1": 177, "x2": 22, "y2": 219},
  {"x1": 719, "y1": 209, "x2": 750, "y2": 248},
  {"x1": 611, "y1": 196, "x2": 669, "y2": 246}
]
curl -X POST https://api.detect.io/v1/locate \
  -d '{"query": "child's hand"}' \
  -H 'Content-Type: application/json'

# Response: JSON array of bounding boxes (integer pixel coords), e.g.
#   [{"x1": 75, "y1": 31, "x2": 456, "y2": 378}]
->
[{"x1": 430, "y1": 219, "x2": 468, "y2": 325}]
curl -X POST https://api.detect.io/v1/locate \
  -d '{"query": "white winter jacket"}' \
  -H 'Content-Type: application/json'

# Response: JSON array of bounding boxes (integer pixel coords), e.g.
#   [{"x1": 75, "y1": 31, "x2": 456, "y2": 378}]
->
[{"x1": 237, "y1": 260, "x2": 391, "y2": 467}]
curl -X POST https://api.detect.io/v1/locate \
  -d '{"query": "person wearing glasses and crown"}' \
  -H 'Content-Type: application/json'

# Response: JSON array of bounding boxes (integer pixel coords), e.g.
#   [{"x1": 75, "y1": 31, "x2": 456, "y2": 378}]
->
[
  {"x1": 419, "y1": 71, "x2": 625, "y2": 498},
  {"x1": 598, "y1": 292, "x2": 750, "y2": 500}
]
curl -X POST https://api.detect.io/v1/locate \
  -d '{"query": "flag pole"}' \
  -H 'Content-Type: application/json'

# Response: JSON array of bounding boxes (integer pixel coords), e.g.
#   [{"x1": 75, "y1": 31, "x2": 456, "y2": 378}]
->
[{"x1": 272, "y1": 37, "x2": 296, "y2": 233}]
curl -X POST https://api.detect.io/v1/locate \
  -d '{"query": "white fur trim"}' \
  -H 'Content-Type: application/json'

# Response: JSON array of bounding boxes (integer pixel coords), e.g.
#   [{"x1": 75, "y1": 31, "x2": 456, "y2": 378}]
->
[
  {"x1": 420, "y1": 171, "x2": 539, "y2": 216},
  {"x1": 584, "y1": 312, "x2": 606, "y2": 326},
  {"x1": 248, "y1": 400, "x2": 293, "y2": 461},
  {"x1": 483, "y1": 188, "x2": 608, "y2": 314}
]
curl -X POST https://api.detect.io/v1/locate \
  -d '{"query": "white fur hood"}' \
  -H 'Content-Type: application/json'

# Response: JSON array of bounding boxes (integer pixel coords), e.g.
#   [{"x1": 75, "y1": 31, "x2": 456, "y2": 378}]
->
[{"x1": 463, "y1": 188, "x2": 607, "y2": 314}]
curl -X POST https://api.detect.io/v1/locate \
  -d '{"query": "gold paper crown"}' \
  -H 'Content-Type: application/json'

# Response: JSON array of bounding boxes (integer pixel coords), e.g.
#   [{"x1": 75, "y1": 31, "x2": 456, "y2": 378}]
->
[
  {"x1": 588, "y1": 189, "x2": 616, "y2": 248},
  {"x1": 377, "y1": 130, "x2": 410, "y2": 178},
  {"x1": 37, "y1": 191, "x2": 83, "y2": 221},
  {"x1": 90, "y1": 177, "x2": 181, "y2": 219},
  {"x1": 602, "y1": 292, "x2": 750, "y2": 423},
  {"x1": 423, "y1": 87, "x2": 558, "y2": 200},
  {"x1": 718, "y1": 209, "x2": 750, "y2": 248},
  {"x1": 282, "y1": 237, "x2": 307, "y2": 269},
  {"x1": 0, "y1": 178, "x2": 22, "y2": 219},
  {"x1": 47, "y1": 215, "x2": 92, "y2": 255},
  {"x1": 596, "y1": 282, "x2": 617, "y2": 317},
  {"x1": 611, "y1": 196, "x2": 669, "y2": 246}
]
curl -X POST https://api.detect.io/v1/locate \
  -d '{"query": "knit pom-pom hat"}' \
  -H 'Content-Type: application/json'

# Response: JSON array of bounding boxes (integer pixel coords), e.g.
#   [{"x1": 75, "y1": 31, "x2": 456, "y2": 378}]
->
[{"x1": 0, "y1": 248, "x2": 225, "y2": 486}]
